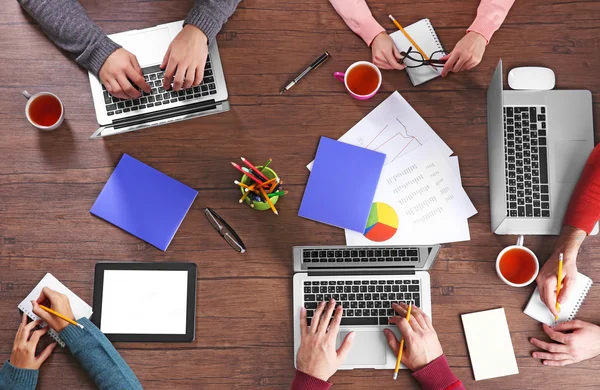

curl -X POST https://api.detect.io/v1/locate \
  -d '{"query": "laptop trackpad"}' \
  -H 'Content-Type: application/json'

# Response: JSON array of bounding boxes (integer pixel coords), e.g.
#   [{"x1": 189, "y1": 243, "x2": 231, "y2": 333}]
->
[
  {"x1": 555, "y1": 141, "x2": 589, "y2": 183},
  {"x1": 110, "y1": 28, "x2": 172, "y2": 67},
  {"x1": 337, "y1": 330, "x2": 387, "y2": 366}
]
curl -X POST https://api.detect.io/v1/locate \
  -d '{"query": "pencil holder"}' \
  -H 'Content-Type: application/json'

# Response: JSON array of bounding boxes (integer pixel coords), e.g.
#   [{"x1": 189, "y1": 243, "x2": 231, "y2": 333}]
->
[{"x1": 240, "y1": 166, "x2": 280, "y2": 211}]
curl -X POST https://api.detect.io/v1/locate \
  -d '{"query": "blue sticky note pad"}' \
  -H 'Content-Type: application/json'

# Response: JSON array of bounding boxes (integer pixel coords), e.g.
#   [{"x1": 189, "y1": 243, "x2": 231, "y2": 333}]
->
[
  {"x1": 299, "y1": 137, "x2": 385, "y2": 232},
  {"x1": 91, "y1": 154, "x2": 198, "y2": 251}
]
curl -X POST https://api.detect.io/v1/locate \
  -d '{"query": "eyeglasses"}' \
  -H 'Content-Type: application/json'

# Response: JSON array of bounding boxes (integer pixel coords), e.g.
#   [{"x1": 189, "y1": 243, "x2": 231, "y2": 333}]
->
[
  {"x1": 204, "y1": 208, "x2": 246, "y2": 253},
  {"x1": 399, "y1": 47, "x2": 447, "y2": 68}
]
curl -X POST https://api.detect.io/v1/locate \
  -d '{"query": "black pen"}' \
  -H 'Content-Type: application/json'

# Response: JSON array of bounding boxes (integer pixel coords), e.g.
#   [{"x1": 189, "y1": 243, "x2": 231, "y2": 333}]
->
[{"x1": 280, "y1": 51, "x2": 330, "y2": 94}]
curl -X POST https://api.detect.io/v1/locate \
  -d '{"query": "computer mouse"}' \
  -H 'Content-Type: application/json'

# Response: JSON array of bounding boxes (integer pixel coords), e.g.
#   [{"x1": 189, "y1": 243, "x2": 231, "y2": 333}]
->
[{"x1": 508, "y1": 67, "x2": 555, "y2": 90}]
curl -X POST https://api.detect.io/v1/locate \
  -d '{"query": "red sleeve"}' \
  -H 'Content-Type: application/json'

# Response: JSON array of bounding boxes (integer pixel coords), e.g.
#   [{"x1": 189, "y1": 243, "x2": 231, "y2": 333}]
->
[
  {"x1": 412, "y1": 355, "x2": 465, "y2": 390},
  {"x1": 563, "y1": 144, "x2": 600, "y2": 234},
  {"x1": 291, "y1": 370, "x2": 332, "y2": 390}
]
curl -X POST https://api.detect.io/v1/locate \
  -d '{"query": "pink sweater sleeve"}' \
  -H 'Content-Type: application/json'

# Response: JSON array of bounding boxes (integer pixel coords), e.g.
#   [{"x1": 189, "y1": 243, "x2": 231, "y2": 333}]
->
[
  {"x1": 467, "y1": 0, "x2": 515, "y2": 43},
  {"x1": 328, "y1": 0, "x2": 385, "y2": 46}
]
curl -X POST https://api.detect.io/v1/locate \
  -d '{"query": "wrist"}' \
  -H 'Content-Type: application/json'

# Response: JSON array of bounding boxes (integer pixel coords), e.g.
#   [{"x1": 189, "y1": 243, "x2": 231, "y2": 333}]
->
[
  {"x1": 467, "y1": 31, "x2": 486, "y2": 42},
  {"x1": 183, "y1": 24, "x2": 208, "y2": 44},
  {"x1": 555, "y1": 226, "x2": 586, "y2": 258}
]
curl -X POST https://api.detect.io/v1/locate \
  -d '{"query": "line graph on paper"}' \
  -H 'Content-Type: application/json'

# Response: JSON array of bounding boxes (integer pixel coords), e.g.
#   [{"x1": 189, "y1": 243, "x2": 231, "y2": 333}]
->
[{"x1": 355, "y1": 117, "x2": 423, "y2": 165}]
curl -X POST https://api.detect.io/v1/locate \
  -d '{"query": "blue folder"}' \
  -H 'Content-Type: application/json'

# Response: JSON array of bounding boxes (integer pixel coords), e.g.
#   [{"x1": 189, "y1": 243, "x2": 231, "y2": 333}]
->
[
  {"x1": 299, "y1": 137, "x2": 386, "y2": 232},
  {"x1": 90, "y1": 154, "x2": 198, "y2": 251}
]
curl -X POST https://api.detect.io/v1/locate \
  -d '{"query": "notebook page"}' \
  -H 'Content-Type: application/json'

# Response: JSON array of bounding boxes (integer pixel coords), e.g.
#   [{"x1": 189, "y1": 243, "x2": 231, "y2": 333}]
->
[
  {"x1": 390, "y1": 19, "x2": 445, "y2": 86},
  {"x1": 461, "y1": 308, "x2": 519, "y2": 381},
  {"x1": 524, "y1": 272, "x2": 592, "y2": 325},
  {"x1": 18, "y1": 273, "x2": 93, "y2": 347}
]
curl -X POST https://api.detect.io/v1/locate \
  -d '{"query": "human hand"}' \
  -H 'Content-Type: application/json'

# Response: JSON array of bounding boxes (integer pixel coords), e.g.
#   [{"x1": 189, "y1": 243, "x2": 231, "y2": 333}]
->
[
  {"x1": 162, "y1": 25, "x2": 208, "y2": 91},
  {"x1": 10, "y1": 313, "x2": 57, "y2": 370},
  {"x1": 537, "y1": 226, "x2": 586, "y2": 316},
  {"x1": 99, "y1": 48, "x2": 151, "y2": 99},
  {"x1": 296, "y1": 300, "x2": 355, "y2": 382},
  {"x1": 530, "y1": 321, "x2": 600, "y2": 366},
  {"x1": 383, "y1": 303, "x2": 443, "y2": 371},
  {"x1": 440, "y1": 32, "x2": 487, "y2": 77},
  {"x1": 371, "y1": 32, "x2": 405, "y2": 71},
  {"x1": 32, "y1": 287, "x2": 75, "y2": 332}
]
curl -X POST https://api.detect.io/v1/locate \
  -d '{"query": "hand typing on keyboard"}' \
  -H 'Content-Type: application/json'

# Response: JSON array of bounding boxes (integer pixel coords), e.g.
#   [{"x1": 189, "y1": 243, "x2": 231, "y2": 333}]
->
[
  {"x1": 161, "y1": 25, "x2": 208, "y2": 92},
  {"x1": 99, "y1": 48, "x2": 151, "y2": 99},
  {"x1": 384, "y1": 303, "x2": 444, "y2": 371},
  {"x1": 296, "y1": 300, "x2": 355, "y2": 382}
]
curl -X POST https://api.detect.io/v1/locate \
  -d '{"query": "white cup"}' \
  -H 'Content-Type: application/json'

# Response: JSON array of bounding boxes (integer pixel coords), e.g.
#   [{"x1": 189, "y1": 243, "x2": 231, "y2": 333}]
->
[
  {"x1": 495, "y1": 235, "x2": 539, "y2": 287},
  {"x1": 22, "y1": 90, "x2": 64, "y2": 130}
]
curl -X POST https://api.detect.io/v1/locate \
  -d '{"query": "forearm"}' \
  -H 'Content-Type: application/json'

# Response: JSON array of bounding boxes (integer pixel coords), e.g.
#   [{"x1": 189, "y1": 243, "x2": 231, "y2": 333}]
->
[
  {"x1": 0, "y1": 361, "x2": 38, "y2": 390},
  {"x1": 186, "y1": 0, "x2": 242, "y2": 44},
  {"x1": 291, "y1": 369, "x2": 331, "y2": 390},
  {"x1": 328, "y1": 0, "x2": 385, "y2": 46},
  {"x1": 467, "y1": 0, "x2": 515, "y2": 43},
  {"x1": 60, "y1": 318, "x2": 142, "y2": 390},
  {"x1": 412, "y1": 355, "x2": 465, "y2": 390},
  {"x1": 17, "y1": 0, "x2": 120, "y2": 76}
]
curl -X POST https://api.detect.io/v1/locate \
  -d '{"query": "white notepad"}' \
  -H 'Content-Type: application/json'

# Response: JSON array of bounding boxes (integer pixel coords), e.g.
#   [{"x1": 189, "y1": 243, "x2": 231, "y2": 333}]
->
[
  {"x1": 524, "y1": 272, "x2": 592, "y2": 325},
  {"x1": 18, "y1": 273, "x2": 93, "y2": 347},
  {"x1": 390, "y1": 19, "x2": 445, "y2": 86},
  {"x1": 461, "y1": 308, "x2": 519, "y2": 381}
]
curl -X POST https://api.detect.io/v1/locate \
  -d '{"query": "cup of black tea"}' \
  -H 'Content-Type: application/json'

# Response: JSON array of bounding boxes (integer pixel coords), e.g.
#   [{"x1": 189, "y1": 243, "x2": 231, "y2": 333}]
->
[{"x1": 22, "y1": 90, "x2": 64, "y2": 130}]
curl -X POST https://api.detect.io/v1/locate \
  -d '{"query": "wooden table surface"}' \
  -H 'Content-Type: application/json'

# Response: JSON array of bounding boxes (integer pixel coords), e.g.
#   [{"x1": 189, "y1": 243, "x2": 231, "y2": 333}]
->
[{"x1": 1, "y1": 0, "x2": 600, "y2": 388}]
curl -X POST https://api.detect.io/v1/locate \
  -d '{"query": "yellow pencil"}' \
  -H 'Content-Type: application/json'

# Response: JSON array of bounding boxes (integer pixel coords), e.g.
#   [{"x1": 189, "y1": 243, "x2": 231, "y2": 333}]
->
[
  {"x1": 393, "y1": 302, "x2": 412, "y2": 380},
  {"x1": 555, "y1": 253, "x2": 563, "y2": 321},
  {"x1": 234, "y1": 180, "x2": 254, "y2": 190},
  {"x1": 239, "y1": 184, "x2": 256, "y2": 204},
  {"x1": 388, "y1": 15, "x2": 430, "y2": 61},
  {"x1": 258, "y1": 185, "x2": 278, "y2": 215},
  {"x1": 39, "y1": 304, "x2": 84, "y2": 329}
]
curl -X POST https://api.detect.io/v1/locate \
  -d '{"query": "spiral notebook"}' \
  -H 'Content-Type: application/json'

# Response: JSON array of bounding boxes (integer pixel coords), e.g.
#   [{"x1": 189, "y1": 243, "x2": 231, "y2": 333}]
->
[
  {"x1": 390, "y1": 18, "x2": 445, "y2": 86},
  {"x1": 524, "y1": 272, "x2": 593, "y2": 325},
  {"x1": 18, "y1": 273, "x2": 93, "y2": 347}
]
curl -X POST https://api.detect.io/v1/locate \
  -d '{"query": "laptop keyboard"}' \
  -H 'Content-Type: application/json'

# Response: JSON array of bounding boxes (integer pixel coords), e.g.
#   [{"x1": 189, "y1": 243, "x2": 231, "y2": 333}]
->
[
  {"x1": 301, "y1": 247, "x2": 420, "y2": 263},
  {"x1": 102, "y1": 55, "x2": 217, "y2": 116},
  {"x1": 503, "y1": 106, "x2": 550, "y2": 218},
  {"x1": 303, "y1": 279, "x2": 420, "y2": 326}
]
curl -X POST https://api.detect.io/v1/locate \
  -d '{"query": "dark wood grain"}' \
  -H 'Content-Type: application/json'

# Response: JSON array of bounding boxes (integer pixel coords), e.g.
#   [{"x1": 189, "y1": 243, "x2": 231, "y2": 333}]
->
[{"x1": 1, "y1": 0, "x2": 600, "y2": 388}]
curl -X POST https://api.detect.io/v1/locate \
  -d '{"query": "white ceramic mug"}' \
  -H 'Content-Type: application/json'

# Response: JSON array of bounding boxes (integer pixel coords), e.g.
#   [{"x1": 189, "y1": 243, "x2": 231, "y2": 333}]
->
[
  {"x1": 496, "y1": 235, "x2": 539, "y2": 287},
  {"x1": 22, "y1": 90, "x2": 64, "y2": 130}
]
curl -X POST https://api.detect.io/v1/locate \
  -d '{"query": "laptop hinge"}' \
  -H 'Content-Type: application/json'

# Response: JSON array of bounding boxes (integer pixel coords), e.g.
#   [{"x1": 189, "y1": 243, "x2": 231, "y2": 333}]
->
[
  {"x1": 110, "y1": 100, "x2": 218, "y2": 129},
  {"x1": 307, "y1": 270, "x2": 416, "y2": 277}
]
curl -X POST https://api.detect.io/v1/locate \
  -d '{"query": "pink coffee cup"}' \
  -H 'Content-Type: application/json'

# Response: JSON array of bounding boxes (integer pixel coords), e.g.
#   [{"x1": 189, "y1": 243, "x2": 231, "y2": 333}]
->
[{"x1": 334, "y1": 61, "x2": 382, "y2": 100}]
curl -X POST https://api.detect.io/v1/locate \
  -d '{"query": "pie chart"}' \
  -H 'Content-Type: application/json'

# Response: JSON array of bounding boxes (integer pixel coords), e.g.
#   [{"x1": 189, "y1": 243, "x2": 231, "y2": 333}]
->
[{"x1": 364, "y1": 202, "x2": 399, "y2": 242}]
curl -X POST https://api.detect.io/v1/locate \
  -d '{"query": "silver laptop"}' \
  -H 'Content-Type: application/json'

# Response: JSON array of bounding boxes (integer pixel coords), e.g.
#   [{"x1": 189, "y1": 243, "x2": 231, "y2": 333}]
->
[
  {"x1": 292, "y1": 245, "x2": 439, "y2": 370},
  {"x1": 88, "y1": 21, "x2": 229, "y2": 139},
  {"x1": 487, "y1": 60, "x2": 595, "y2": 235}
]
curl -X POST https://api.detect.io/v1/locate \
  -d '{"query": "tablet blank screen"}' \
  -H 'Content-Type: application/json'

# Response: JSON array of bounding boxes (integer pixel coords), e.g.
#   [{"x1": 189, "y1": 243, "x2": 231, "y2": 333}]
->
[{"x1": 100, "y1": 270, "x2": 188, "y2": 334}]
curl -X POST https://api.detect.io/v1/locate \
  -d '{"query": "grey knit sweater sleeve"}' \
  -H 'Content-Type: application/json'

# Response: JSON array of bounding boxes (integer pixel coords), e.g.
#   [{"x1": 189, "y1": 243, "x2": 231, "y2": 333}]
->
[
  {"x1": 17, "y1": 0, "x2": 242, "y2": 77},
  {"x1": 17, "y1": 0, "x2": 121, "y2": 77},
  {"x1": 185, "y1": 0, "x2": 242, "y2": 43}
]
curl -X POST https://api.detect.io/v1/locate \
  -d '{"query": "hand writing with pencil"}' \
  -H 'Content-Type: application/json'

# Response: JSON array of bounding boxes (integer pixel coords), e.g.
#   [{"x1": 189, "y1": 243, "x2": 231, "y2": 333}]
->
[
  {"x1": 296, "y1": 300, "x2": 355, "y2": 382},
  {"x1": 32, "y1": 287, "x2": 76, "y2": 332},
  {"x1": 384, "y1": 303, "x2": 443, "y2": 371},
  {"x1": 530, "y1": 321, "x2": 600, "y2": 366},
  {"x1": 9, "y1": 313, "x2": 57, "y2": 370},
  {"x1": 536, "y1": 226, "x2": 586, "y2": 316},
  {"x1": 440, "y1": 32, "x2": 487, "y2": 77}
]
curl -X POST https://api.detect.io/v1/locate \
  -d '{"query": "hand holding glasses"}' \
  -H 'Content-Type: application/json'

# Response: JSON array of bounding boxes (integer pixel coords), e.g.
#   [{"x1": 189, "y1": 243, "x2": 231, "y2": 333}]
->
[
  {"x1": 204, "y1": 208, "x2": 246, "y2": 253},
  {"x1": 399, "y1": 46, "x2": 447, "y2": 68}
]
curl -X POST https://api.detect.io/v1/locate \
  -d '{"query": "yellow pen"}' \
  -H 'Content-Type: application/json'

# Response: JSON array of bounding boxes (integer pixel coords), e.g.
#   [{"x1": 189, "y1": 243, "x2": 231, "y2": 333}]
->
[{"x1": 393, "y1": 302, "x2": 412, "y2": 380}]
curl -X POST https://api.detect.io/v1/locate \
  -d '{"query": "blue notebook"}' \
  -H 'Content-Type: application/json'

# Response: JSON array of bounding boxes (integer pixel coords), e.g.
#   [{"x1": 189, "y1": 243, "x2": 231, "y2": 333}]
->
[
  {"x1": 91, "y1": 154, "x2": 198, "y2": 251},
  {"x1": 299, "y1": 137, "x2": 385, "y2": 232}
]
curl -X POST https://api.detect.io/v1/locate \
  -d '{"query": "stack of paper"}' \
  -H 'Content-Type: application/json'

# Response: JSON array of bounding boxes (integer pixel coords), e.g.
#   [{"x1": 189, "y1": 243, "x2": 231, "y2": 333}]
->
[{"x1": 308, "y1": 92, "x2": 477, "y2": 245}]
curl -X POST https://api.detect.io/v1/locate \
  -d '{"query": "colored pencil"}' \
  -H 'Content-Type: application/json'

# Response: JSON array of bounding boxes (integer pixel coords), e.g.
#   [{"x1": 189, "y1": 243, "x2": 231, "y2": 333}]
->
[
  {"x1": 555, "y1": 253, "x2": 564, "y2": 321},
  {"x1": 39, "y1": 304, "x2": 84, "y2": 329},
  {"x1": 258, "y1": 185, "x2": 278, "y2": 215},
  {"x1": 241, "y1": 157, "x2": 269, "y2": 181},
  {"x1": 260, "y1": 177, "x2": 279, "y2": 188},
  {"x1": 261, "y1": 158, "x2": 273, "y2": 172},
  {"x1": 234, "y1": 180, "x2": 254, "y2": 190},
  {"x1": 239, "y1": 183, "x2": 256, "y2": 203},
  {"x1": 267, "y1": 190, "x2": 287, "y2": 198},
  {"x1": 393, "y1": 302, "x2": 412, "y2": 380},
  {"x1": 231, "y1": 162, "x2": 264, "y2": 184}
]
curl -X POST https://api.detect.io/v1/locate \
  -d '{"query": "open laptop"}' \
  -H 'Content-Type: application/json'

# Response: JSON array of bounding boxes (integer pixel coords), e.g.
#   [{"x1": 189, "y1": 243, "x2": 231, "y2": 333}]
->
[
  {"x1": 487, "y1": 60, "x2": 595, "y2": 235},
  {"x1": 292, "y1": 245, "x2": 439, "y2": 370},
  {"x1": 88, "y1": 21, "x2": 229, "y2": 139}
]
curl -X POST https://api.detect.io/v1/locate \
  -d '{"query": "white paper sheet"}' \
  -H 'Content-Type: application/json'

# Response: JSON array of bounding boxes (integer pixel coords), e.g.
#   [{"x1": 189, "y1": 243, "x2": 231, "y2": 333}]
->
[
  {"x1": 461, "y1": 308, "x2": 519, "y2": 381},
  {"x1": 100, "y1": 270, "x2": 188, "y2": 335},
  {"x1": 344, "y1": 144, "x2": 474, "y2": 246},
  {"x1": 307, "y1": 91, "x2": 452, "y2": 170}
]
